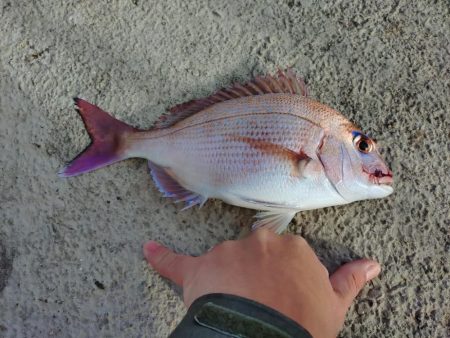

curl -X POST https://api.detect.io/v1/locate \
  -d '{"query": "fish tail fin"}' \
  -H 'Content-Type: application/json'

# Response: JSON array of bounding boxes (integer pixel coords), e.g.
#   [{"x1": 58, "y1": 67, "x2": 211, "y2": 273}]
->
[{"x1": 59, "y1": 98, "x2": 140, "y2": 177}]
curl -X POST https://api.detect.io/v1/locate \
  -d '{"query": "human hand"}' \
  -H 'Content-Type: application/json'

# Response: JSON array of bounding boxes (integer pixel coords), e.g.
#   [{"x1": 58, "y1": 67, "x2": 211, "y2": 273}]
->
[{"x1": 144, "y1": 229, "x2": 380, "y2": 338}]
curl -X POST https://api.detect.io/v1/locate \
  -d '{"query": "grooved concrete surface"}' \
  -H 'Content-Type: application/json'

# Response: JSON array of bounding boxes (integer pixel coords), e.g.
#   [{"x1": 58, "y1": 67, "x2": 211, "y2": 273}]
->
[{"x1": 1, "y1": 1, "x2": 449, "y2": 337}]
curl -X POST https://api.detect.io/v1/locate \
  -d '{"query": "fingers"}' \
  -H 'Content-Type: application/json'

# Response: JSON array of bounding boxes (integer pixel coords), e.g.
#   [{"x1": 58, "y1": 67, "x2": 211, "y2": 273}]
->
[
  {"x1": 330, "y1": 259, "x2": 381, "y2": 309},
  {"x1": 143, "y1": 241, "x2": 194, "y2": 286}
]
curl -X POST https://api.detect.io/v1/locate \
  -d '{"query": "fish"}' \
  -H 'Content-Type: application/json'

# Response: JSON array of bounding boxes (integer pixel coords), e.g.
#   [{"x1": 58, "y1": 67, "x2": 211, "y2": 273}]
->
[{"x1": 59, "y1": 69, "x2": 393, "y2": 233}]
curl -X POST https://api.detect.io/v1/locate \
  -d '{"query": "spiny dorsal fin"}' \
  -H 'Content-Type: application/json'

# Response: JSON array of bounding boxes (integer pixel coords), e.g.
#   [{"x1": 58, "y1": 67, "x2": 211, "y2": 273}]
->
[{"x1": 154, "y1": 69, "x2": 308, "y2": 129}]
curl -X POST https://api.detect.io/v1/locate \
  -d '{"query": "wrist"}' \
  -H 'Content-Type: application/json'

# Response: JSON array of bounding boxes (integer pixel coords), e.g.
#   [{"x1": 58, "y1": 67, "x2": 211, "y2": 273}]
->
[{"x1": 170, "y1": 293, "x2": 312, "y2": 338}]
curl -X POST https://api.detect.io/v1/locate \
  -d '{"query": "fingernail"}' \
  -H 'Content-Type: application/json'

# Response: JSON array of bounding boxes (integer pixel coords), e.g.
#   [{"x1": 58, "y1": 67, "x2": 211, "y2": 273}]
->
[
  {"x1": 365, "y1": 262, "x2": 381, "y2": 280},
  {"x1": 143, "y1": 241, "x2": 161, "y2": 259}
]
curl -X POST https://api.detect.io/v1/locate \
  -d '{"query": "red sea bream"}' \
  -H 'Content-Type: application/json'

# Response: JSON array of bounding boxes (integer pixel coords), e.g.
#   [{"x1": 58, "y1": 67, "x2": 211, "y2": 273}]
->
[{"x1": 60, "y1": 70, "x2": 393, "y2": 233}]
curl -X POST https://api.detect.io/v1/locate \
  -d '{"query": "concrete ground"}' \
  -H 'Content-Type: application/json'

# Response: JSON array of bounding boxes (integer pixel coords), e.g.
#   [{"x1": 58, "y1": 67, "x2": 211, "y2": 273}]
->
[{"x1": 1, "y1": 1, "x2": 449, "y2": 337}]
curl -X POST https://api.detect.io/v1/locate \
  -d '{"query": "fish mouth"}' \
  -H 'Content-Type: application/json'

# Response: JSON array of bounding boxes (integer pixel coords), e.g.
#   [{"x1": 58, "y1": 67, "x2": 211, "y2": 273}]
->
[{"x1": 363, "y1": 168, "x2": 393, "y2": 186}]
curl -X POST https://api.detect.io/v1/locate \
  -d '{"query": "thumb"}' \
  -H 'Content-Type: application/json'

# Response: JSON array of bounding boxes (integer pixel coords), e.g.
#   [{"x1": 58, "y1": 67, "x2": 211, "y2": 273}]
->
[
  {"x1": 143, "y1": 241, "x2": 193, "y2": 286},
  {"x1": 330, "y1": 259, "x2": 381, "y2": 309}
]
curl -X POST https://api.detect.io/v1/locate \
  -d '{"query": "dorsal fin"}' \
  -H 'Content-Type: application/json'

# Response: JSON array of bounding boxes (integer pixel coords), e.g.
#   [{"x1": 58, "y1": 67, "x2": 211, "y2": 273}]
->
[{"x1": 154, "y1": 69, "x2": 308, "y2": 128}]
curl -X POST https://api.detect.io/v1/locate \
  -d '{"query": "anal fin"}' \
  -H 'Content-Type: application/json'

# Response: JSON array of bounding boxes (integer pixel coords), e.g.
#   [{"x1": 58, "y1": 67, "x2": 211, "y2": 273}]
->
[
  {"x1": 148, "y1": 161, "x2": 207, "y2": 210},
  {"x1": 252, "y1": 211, "x2": 296, "y2": 234}
]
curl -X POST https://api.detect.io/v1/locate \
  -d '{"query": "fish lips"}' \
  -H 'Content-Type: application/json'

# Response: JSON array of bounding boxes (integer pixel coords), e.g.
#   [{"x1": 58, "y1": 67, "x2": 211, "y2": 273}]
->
[
  {"x1": 375, "y1": 170, "x2": 393, "y2": 185},
  {"x1": 367, "y1": 170, "x2": 394, "y2": 197},
  {"x1": 378, "y1": 171, "x2": 394, "y2": 195},
  {"x1": 363, "y1": 167, "x2": 394, "y2": 190},
  {"x1": 378, "y1": 181, "x2": 394, "y2": 195}
]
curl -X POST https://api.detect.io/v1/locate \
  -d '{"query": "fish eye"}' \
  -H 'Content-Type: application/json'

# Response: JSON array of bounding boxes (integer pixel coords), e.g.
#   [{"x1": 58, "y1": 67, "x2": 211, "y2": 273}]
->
[{"x1": 352, "y1": 133, "x2": 373, "y2": 154}]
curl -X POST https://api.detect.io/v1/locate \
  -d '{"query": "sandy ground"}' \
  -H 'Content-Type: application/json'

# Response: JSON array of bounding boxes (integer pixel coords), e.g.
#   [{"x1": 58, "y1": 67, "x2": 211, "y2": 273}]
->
[{"x1": 0, "y1": 0, "x2": 449, "y2": 337}]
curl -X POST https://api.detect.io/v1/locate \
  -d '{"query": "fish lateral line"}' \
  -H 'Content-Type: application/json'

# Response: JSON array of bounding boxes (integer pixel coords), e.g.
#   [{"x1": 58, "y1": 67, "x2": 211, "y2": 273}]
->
[{"x1": 134, "y1": 109, "x2": 322, "y2": 141}]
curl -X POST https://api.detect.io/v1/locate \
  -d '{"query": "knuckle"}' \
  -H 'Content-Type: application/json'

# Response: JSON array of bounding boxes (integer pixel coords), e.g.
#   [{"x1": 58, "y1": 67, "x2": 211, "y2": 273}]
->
[
  {"x1": 283, "y1": 234, "x2": 297, "y2": 241},
  {"x1": 213, "y1": 239, "x2": 235, "y2": 252},
  {"x1": 254, "y1": 228, "x2": 274, "y2": 241},
  {"x1": 319, "y1": 263, "x2": 330, "y2": 278},
  {"x1": 283, "y1": 233, "x2": 307, "y2": 248},
  {"x1": 348, "y1": 272, "x2": 363, "y2": 294},
  {"x1": 295, "y1": 235, "x2": 307, "y2": 245}
]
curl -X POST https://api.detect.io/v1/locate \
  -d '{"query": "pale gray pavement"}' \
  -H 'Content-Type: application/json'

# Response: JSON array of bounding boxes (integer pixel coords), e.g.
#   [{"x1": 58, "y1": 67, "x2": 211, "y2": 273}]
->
[{"x1": 0, "y1": 1, "x2": 449, "y2": 337}]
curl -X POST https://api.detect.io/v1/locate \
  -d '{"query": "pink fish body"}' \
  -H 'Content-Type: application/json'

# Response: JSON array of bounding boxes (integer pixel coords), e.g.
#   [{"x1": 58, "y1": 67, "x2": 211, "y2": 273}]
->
[{"x1": 60, "y1": 70, "x2": 393, "y2": 233}]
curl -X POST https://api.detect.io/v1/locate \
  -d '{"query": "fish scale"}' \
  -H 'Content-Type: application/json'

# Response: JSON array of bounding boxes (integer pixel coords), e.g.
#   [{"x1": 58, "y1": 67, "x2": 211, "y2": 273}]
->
[
  {"x1": 134, "y1": 95, "x2": 343, "y2": 219},
  {"x1": 164, "y1": 130, "x2": 302, "y2": 182},
  {"x1": 60, "y1": 70, "x2": 393, "y2": 233}
]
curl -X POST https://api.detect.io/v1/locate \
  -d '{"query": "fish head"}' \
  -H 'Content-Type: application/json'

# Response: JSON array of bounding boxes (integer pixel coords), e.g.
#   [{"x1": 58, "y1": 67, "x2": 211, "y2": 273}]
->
[{"x1": 319, "y1": 127, "x2": 393, "y2": 202}]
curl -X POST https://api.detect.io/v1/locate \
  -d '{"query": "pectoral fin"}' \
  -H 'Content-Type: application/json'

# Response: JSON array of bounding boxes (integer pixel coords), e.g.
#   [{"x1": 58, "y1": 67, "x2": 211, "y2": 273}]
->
[{"x1": 252, "y1": 211, "x2": 297, "y2": 234}]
